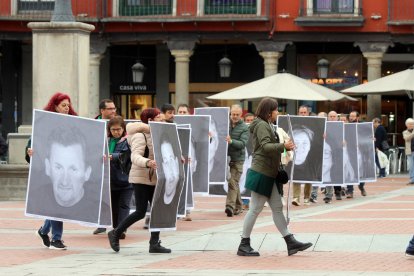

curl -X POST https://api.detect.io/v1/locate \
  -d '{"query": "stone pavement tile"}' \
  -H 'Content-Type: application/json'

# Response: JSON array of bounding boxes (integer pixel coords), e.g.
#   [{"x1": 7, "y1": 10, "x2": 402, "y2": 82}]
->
[
  {"x1": 313, "y1": 234, "x2": 373, "y2": 252},
  {"x1": 388, "y1": 195, "x2": 414, "y2": 201},
  {"x1": 141, "y1": 251, "x2": 414, "y2": 273},
  {"x1": 163, "y1": 233, "x2": 212, "y2": 251},
  {"x1": 369, "y1": 234, "x2": 413, "y2": 252},
  {"x1": 204, "y1": 232, "x2": 266, "y2": 251},
  {"x1": 287, "y1": 220, "x2": 414, "y2": 234},
  {"x1": 0, "y1": 249, "x2": 80, "y2": 267},
  {"x1": 349, "y1": 202, "x2": 414, "y2": 209},
  {"x1": 309, "y1": 210, "x2": 414, "y2": 219}
]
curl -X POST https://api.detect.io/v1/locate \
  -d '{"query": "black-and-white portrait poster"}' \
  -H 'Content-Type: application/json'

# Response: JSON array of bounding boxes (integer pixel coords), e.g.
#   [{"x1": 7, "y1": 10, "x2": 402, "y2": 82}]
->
[
  {"x1": 277, "y1": 115, "x2": 326, "y2": 183},
  {"x1": 344, "y1": 123, "x2": 360, "y2": 185},
  {"x1": 175, "y1": 115, "x2": 210, "y2": 195},
  {"x1": 194, "y1": 107, "x2": 230, "y2": 184},
  {"x1": 357, "y1": 122, "x2": 376, "y2": 182},
  {"x1": 149, "y1": 122, "x2": 185, "y2": 231},
  {"x1": 322, "y1": 121, "x2": 344, "y2": 186},
  {"x1": 177, "y1": 127, "x2": 191, "y2": 217},
  {"x1": 25, "y1": 110, "x2": 111, "y2": 227},
  {"x1": 177, "y1": 124, "x2": 194, "y2": 209},
  {"x1": 209, "y1": 137, "x2": 252, "y2": 198}
]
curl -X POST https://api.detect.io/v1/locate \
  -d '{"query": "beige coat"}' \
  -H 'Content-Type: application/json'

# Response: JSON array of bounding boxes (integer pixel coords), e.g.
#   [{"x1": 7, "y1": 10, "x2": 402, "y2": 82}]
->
[
  {"x1": 126, "y1": 122, "x2": 157, "y2": 185},
  {"x1": 276, "y1": 127, "x2": 293, "y2": 165},
  {"x1": 403, "y1": 129, "x2": 414, "y2": 155}
]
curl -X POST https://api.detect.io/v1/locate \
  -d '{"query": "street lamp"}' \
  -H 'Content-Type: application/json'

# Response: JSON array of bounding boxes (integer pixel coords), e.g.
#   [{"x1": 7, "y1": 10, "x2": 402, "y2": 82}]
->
[
  {"x1": 317, "y1": 58, "x2": 330, "y2": 79},
  {"x1": 131, "y1": 61, "x2": 146, "y2": 83},
  {"x1": 218, "y1": 56, "x2": 232, "y2": 78}
]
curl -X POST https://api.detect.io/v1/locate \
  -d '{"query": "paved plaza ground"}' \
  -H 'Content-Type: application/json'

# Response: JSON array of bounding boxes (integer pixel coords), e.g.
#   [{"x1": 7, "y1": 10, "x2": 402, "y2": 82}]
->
[{"x1": 0, "y1": 175, "x2": 414, "y2": 275}]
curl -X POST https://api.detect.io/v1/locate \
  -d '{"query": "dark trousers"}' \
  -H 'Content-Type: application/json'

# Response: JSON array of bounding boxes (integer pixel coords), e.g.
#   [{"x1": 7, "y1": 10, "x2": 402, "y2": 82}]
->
[
  {"x1": 115, "y1": 184, "x2": 159, "y2": 242},
  {"x1": 334, "y1": 186, "x2": 342, "y2": 195},
  {"x1": 111, "y1": 188, "x2": 133, "y2": 228},
  {"x1": 347, "y1": 183, "x2": 365, "y2": 194}
]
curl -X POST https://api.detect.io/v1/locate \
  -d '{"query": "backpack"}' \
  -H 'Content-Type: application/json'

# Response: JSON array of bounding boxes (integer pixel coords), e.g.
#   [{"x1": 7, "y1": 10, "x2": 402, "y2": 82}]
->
[{"x1": 119, "y1": 133, "x2": 149, "y2": 175}]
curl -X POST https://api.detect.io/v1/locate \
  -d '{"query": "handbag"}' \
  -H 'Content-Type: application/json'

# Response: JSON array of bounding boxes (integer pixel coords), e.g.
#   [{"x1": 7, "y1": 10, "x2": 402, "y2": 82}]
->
[
  {"x1": 381, "y1": 140, "x2": 390, "y2": 151},
  {"x1": 276, "y1": 163, "x2": 289, "y2": 185}
]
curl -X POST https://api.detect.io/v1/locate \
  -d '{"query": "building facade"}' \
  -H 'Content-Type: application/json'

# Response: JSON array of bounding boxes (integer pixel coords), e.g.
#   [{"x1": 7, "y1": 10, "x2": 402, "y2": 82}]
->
[{"x1": 0, "y1": 0, "x2": 413, "y2": 145}]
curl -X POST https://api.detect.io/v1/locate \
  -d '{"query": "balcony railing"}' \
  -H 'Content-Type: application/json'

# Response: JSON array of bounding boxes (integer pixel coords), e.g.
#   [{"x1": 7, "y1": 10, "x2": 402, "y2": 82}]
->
[
  {"x1": 0, "y1": 0, "x2": 103, "y2": 21},
  {"x1": 0, "y1": 0, "x2": 270, "y2": 21},
  {"x1": 296, "y1": 0, "x2": 364, "y2": 26},
  {"x1": 388, "y1": 0, "x2": 414, "y2": 25},
  {"x1": 298, "y1": 0, "x2": 363, "y2": 17}
]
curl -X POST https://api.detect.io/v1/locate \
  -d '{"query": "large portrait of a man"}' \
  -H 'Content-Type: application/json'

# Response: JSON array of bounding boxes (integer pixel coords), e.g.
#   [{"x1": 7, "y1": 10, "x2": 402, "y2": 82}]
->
[
  {"x1": 194, "y1": 107, "x2": 230, "y2": 184},
  {"x1": 25, "y1": 110, "x2": 111, "y2": 227},
  {"x1": 176, "y1": 126, "x2": 191, "y2": 217},
  {"x1": 149, "y1": 122, "x2": 185, "y2": 231},
  {"x1": 175, "y1": 115, "x2": 210, "y2": 195}
]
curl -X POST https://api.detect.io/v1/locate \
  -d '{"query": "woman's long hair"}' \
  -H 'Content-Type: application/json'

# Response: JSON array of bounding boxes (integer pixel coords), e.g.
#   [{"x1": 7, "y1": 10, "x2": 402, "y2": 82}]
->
[{"x1": 43, "y1": 92, "x2": 78, "y2": 115}]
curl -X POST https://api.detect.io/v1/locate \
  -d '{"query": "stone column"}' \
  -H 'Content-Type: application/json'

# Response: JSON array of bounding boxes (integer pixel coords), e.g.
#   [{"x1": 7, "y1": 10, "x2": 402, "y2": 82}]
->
[
  {"x1": 28, "y1": 22, "x2": 95, "y2": 117},
  {"x1": 88, "y1": 38, "x2": 108, "y2": 118},
  {"x1": 253, "y1": 41, "x2": 292, "y2": 77},
  {"x1": 167, "y1": 40, "x2": 197, "y2": 106},
  {"x1": 355, "y1": 42, "x2": 393, "y2": 120}
]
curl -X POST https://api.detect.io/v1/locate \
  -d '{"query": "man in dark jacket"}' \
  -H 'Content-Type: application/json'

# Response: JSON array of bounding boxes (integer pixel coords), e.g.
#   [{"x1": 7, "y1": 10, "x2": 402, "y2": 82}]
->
[
  {"x1": 373, "y1": 117, "x2": 389, "y2": 178},
  {"x1": 225, "y1": 105, "x2": 249, "y2": 217}
]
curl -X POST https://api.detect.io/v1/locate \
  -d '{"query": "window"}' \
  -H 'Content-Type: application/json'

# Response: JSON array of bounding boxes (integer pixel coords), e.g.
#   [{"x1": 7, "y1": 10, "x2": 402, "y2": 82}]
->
[
  {"x1": 18, "y1": 0, "x2": 54, "y2": 12},
  {"x1": 313, "y1": 0, "x2": 354, "y2": 14},
  {"x1": 204, "y1": 0, "x2": 257, "y2": 15},
  {"x1": 119, "y1": 0, "x2": 172, "y2": 16}
]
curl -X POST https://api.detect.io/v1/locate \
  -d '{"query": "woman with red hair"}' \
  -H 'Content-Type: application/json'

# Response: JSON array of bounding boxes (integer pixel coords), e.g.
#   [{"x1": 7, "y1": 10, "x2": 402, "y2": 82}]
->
[
  {"x1": 26, "y1": 92, "x2": 77, "y2": 250},
  {"x1": 108, "y1": 108, "x2": 172, "y2": 254}
]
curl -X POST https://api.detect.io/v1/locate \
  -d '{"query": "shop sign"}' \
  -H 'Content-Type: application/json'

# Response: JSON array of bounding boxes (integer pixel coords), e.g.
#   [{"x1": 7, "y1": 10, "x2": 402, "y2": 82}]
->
[{"x1": 113, "y1": 83, "x2": 155, "y2": 94}]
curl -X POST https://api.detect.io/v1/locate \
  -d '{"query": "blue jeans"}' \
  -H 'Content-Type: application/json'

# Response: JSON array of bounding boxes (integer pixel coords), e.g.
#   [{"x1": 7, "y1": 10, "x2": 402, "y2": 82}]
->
[
  {"x1": 408, "y1": 154, "x2": 414, "y2": 183},
  {"x1": 41, "y1": 219, "x2": 63, "y2": 241},
  {"x1": 406, "y1": 235, "x2": 414, "y2": 254}
]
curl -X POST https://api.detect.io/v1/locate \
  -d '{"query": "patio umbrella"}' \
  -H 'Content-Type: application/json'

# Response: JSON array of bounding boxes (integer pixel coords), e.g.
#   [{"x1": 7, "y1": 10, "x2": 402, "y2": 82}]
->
[
  {"x1": 207, "y1": 72, "x2": 356, "y2": 101},
  {"x1": 342, "y1": 66, "x2": 414, "y2": 97}
]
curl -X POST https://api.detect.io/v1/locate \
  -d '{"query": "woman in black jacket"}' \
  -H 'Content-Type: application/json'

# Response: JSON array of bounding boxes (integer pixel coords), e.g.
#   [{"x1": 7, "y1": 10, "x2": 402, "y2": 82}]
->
[{"x1": 94, "y1": 116, "x2": 133, "y2": 237}]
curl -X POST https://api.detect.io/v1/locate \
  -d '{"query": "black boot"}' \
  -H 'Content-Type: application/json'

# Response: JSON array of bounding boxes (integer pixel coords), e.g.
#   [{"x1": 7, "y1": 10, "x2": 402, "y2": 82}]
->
[
  {"x1": 237, "y1": 237, "x2": 260, "y2": 256},
  {"x1": 108, "y1": 230, "x2": 120, "y2": 252},
  {"x1": 149, "y1": 232, "x2": 171, "y2": 253},
  {"x1": 149, "y1": 240, "x2": 171, "y2": 253},
  {"x1": 283, "y1": 234, "x2": 312, "y2": 256}
]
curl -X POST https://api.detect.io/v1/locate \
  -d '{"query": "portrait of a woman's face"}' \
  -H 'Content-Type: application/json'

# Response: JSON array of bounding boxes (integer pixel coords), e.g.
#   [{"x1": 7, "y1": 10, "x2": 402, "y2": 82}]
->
[
  {"x1": 293, "y1": 128, "x2": 313, "y2": 165},
  {"x1": 161, "y1": 141, "x2": 179, "y2": 205},
  {"x1": 208, "y1": 118, "x2": 219, "y2": 174},
  {"x1": 322, "y1": 141, "x2": 333, "y2": 182}
]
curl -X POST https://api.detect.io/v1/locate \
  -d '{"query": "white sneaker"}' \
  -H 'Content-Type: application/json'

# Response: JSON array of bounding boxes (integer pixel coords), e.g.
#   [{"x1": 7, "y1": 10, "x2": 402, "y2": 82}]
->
[
  {"x1": 406, "y1": 253, "x2": 414, "y2": 259},
  {"x1": 304, "y1": 198, "x2": 310, "y2": 205}
]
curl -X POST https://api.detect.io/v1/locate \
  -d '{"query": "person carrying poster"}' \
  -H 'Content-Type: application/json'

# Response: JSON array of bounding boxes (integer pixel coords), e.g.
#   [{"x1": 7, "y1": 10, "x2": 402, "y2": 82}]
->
[
  {"x1": 26, "y1": 92, "x2": 77, "y2": 250},
  {"x1": 237, "y1": 97, "x2": 312, "y2": 257},
  {"x1": 107, "y1": 108, "x2": 171, "y2": 254},
  {"x1": 225, "y1": 104, "x2": 249, "y2": 217},
  {"x1": 373, "y1": 117, "x2": 389, "y2": 178},
  {"x1": 148, "y1": 122, "x2": 185, "y2": 231},
  {"x1": 346, "y1": 111, "x2": 367, "y2": 198}
]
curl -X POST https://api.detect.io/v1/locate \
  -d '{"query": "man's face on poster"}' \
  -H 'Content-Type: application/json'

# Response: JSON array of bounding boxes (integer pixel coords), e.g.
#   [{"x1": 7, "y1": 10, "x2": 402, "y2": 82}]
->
[
  {"x1": 45, "y1": 143, "x2": 91, "y2": 207},
  {"x1": 161, "y1": 142, "x2": 179, "y2": 204},
  {"x1": 294, "y1": 129, "x2": 311, "y2": 165}
]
